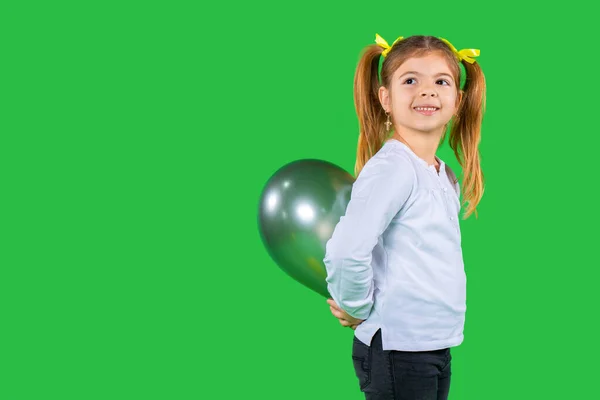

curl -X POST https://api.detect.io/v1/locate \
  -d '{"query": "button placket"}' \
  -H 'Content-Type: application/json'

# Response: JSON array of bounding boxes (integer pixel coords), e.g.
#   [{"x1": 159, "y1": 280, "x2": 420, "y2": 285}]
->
[
  {"x1": 434, "y1": 174, "x2": 452, "y2": 220},
  {"x1": 437, "y1": 176, "x2": 460, "y2": 228}
]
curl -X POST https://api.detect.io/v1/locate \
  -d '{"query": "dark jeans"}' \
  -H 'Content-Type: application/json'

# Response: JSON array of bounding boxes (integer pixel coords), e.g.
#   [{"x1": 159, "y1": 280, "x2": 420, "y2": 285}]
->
[{"x1": 352, "y1": 329, "x2": 452, "y2": 400}]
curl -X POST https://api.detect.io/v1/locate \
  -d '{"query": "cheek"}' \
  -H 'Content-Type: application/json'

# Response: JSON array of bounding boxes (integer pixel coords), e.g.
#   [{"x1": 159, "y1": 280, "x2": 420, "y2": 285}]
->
[
  {"x1": 442, "y1": 92, "x2": 458, "y2": 107},
  {"x1": 392, "y1": 102, "x2": 411, "y2": 115},
  {"x1": 391, "y1": 93, "x2": 412, "y2": 111}
]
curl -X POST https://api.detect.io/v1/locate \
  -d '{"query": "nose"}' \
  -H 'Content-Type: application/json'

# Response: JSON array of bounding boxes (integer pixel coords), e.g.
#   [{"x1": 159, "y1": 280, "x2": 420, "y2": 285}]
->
[
  {"x1": 420, "y1": 89, "x2": 438, "y2": 98},
  {"x1": 419, "y1": 84, "x2": 438, "y2": 97}
]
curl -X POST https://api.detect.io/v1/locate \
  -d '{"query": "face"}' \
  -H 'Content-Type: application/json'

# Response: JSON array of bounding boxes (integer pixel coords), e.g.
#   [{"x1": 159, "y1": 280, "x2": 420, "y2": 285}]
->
[{"x1": 379, "y1": 53, "x2": 462, "y2": 136}]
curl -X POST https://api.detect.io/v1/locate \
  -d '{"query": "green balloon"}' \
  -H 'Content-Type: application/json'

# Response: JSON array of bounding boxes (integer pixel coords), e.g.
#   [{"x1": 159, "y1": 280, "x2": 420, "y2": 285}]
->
[{"x1": 258, "y1": 159, "x2": 355, "y2": 298}]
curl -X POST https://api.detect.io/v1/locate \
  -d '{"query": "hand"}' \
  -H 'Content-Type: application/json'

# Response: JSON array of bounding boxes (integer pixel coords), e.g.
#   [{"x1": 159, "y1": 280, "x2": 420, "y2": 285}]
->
[{"x1": 327, "y1": 298, "x2": 364, "y2": 330}]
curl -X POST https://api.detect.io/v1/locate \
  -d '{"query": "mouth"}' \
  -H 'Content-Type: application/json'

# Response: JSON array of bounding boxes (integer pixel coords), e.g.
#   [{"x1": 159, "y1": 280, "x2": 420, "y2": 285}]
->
[{"x1": 413, "y1": 106, "x2": 439, "y2": 116}]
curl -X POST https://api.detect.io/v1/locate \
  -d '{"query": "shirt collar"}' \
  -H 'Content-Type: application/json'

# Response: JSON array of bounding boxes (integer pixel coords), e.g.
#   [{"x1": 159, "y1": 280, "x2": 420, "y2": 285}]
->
[{"x1": 386, "y1": 139, "x2": 446, "y2": 176}]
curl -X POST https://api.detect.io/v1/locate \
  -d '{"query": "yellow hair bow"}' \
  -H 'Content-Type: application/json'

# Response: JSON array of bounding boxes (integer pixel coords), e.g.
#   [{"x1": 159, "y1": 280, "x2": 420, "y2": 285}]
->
[
  {"x1": 375, "y1": 33, "x2": 404, "y2": 58},
  {"x1": 439, "y1": 38, "x2": 480, "y2": 64}
]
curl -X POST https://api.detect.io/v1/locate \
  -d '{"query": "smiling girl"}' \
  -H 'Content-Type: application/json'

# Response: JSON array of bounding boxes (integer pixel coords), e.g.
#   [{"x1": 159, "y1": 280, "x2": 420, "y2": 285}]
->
[{"x1": 323, "y1": 33, "x2": 486, "y2": 400}]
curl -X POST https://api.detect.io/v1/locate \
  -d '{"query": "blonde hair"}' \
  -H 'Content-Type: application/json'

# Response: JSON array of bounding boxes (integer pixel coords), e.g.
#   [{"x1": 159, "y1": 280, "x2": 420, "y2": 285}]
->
[{"x1": 353, "y1": 35, "x2": 486, "y2": 219}]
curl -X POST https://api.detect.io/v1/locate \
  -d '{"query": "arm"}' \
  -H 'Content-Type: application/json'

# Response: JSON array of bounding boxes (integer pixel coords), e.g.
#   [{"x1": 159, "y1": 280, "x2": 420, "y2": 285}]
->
[{"x1": 323, "y1": 153, "x2": 413, "y2": 320}]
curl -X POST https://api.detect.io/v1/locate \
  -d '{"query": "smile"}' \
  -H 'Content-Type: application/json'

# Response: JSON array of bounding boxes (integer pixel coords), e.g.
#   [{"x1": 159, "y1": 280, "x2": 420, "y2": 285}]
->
[{"x1": 413, "y1": 106, "x2": 439, "y2": 115}]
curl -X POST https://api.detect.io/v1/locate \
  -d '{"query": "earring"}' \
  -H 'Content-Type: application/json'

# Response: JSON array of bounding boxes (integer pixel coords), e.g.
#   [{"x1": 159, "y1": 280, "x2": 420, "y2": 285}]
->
[{"x1": 385, "y1": 111, "x2": 392, "y2": 131}]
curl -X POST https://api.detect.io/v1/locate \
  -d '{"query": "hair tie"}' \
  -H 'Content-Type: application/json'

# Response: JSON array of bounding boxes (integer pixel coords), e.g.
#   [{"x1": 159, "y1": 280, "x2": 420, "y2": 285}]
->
[
  {"x1": 438, "y1": 38, "x2": 480, "y2": 64},
  {"x1": 375, "y1": 33, "x2": 404, "y2": 58}
]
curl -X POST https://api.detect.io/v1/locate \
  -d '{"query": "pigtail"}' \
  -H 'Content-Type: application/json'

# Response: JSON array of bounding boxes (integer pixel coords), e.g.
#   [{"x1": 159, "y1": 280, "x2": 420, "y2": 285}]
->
[
  {"x1": 449, "y1": 60, "x2": 486, "y2": 219},
  {"x1": 353, "y1": 45, "x2": 388, "y2": 177}
]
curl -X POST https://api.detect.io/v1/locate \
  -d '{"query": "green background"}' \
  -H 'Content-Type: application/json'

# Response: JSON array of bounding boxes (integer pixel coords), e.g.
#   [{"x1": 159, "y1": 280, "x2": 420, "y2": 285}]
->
[{"x1": 2, "y1": 1, "x2": 598, "y2": 399}]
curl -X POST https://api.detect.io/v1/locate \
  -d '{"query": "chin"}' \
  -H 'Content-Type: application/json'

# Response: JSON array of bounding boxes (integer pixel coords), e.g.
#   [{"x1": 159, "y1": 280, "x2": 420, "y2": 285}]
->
[{"x1": 412, "y1": 124, "x2": 445, "y2": 134}]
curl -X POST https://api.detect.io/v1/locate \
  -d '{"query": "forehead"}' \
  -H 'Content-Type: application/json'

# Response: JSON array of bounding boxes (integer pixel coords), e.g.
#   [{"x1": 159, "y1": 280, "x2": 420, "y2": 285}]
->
[{"x1": 394, "y1": 53, "x2": 455, "y2": 76}]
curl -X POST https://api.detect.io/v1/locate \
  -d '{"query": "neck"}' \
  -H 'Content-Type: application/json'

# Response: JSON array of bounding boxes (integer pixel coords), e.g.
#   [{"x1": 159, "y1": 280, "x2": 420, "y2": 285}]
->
[{"x1": 391, "y1": 128, "x2": 443, "y2": 167}]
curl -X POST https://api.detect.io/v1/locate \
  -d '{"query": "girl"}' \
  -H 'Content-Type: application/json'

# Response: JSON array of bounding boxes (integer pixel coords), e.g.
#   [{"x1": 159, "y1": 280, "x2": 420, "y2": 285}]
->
[{"x1": 323, "y1": 33, "x2": 486, "y2": 400}]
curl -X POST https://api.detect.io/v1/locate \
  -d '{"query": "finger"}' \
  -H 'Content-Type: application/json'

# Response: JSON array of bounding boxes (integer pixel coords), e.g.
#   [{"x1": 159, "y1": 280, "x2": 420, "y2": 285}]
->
[
  {"x1": 329, "y1": 305, "x2": 351, "y2": 321},
  {"x1": 334, "y1": 315, "x2": 352, "y2": 325},
  {"x1": 327, "y1": 299, "x2": 341, "y2": 311},
  {"x1": 329, "y1": 306, "x2": 342, "y2": 318},
  {"x1": 338, "y1": 312, "x2": 360, "y2": 325},
  {"x1": 329, "y1": 303, "x2": 357, "y2": 321},
  {"x1": 347, "y1": 317, "x2": 363, "y2": 325},
  {"x1": 330, "y1": 306, "x2": 351, "y2": 321}
]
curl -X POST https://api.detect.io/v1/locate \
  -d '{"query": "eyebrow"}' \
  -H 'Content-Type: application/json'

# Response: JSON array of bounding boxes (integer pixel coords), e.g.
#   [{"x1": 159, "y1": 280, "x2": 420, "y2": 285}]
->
[{"x1": 399, "y1": 71, "x2": 454, "y2": 80}]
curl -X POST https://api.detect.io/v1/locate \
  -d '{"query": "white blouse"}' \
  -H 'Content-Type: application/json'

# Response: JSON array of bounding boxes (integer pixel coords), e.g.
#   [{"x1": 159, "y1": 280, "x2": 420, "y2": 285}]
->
[{"x1": 323, "y1": 139, "x2": 466, "y2": 351}]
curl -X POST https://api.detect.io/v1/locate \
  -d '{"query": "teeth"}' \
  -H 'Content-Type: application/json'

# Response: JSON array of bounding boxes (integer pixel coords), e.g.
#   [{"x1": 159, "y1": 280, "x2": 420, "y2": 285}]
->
[{"x1": 415, "y1": 107, "x2": 438, "y2": 111}]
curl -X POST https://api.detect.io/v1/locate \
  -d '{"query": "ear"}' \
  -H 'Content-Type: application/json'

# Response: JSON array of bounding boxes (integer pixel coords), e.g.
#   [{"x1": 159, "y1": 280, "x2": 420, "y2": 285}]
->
[
  {"x1": 455, "y1": 90, "x2": 464, "y2": 113},
  {"x1": 378, "y1": 86, "x2": 390, "y2": 113}
]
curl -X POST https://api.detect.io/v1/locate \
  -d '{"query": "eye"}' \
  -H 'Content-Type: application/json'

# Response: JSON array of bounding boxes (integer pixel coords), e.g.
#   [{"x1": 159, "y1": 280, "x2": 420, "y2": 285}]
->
[
  {"x1": 436, "y1": 79, "x2": 450, "y2": 86},
  {"x1": 403, "y1": 78, "x2": 416, "y2": 84}
]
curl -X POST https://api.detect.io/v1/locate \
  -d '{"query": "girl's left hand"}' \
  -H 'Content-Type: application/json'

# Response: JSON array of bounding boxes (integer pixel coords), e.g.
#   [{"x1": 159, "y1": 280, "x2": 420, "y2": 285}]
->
[{"x1": 327, "y1": 298, "x2": 364, "y2": 329}]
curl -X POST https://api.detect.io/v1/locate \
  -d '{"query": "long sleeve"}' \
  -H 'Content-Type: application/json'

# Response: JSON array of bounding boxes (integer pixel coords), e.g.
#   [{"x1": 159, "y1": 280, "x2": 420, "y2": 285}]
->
[{"x1": 323, "y1": 151, "x2": 414, "y2": 320}]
